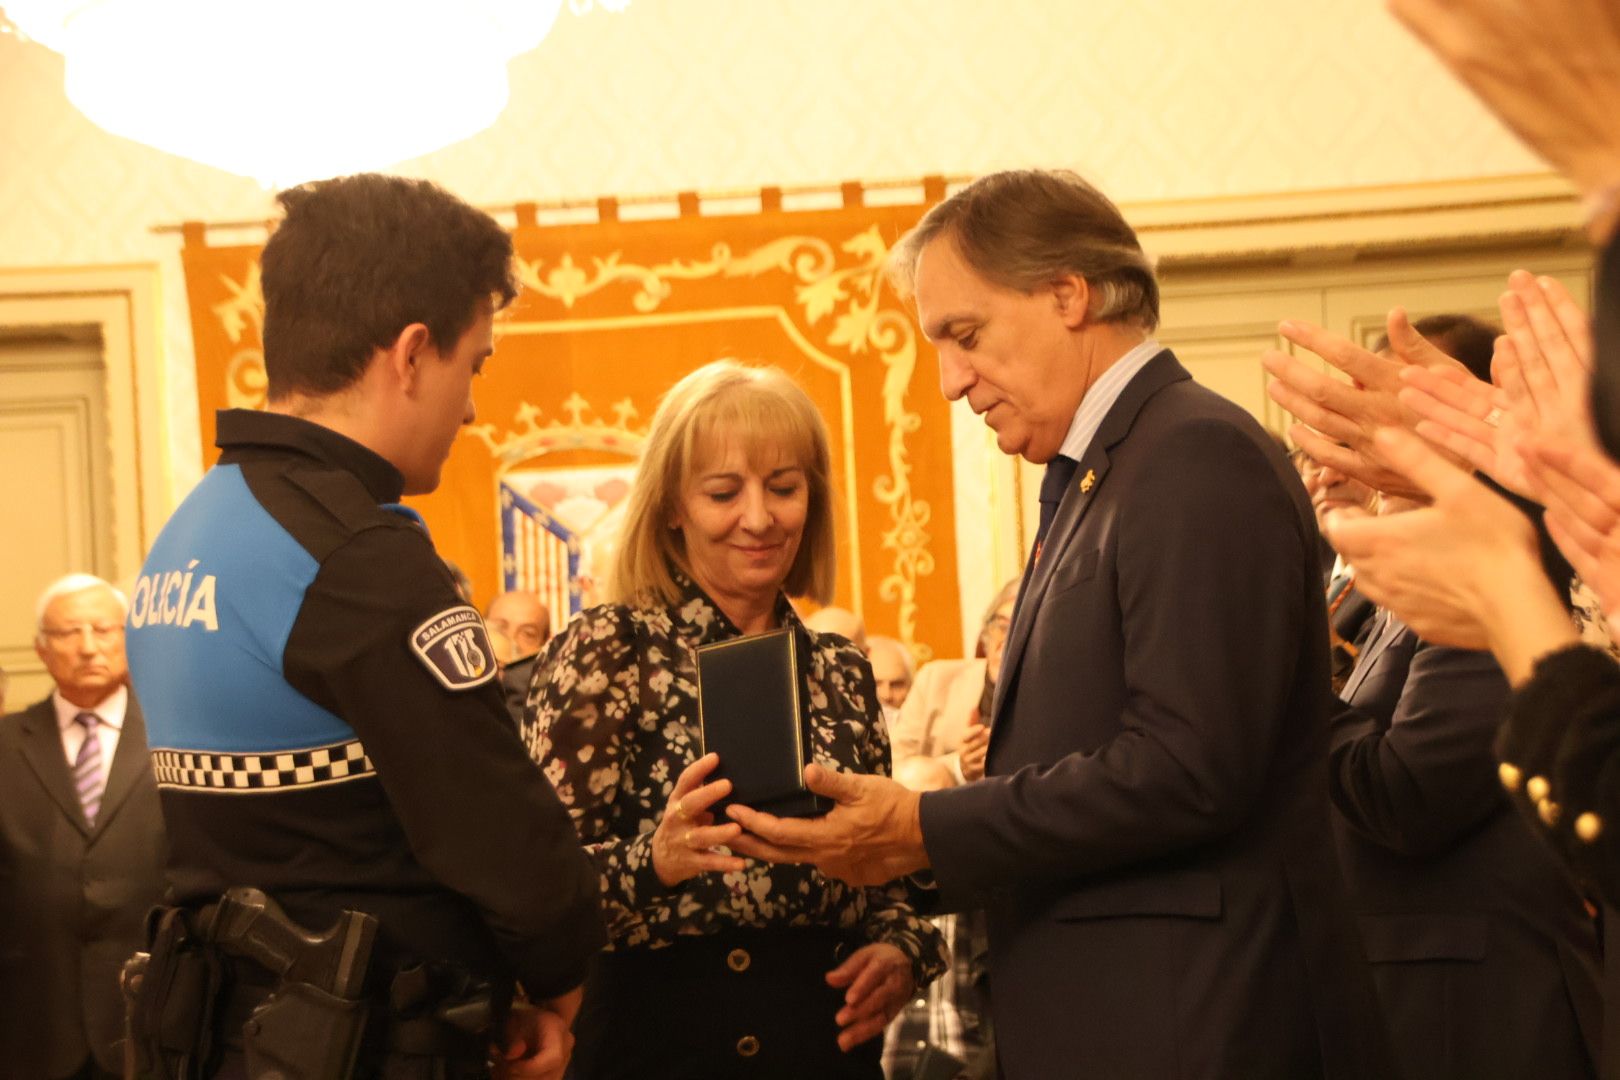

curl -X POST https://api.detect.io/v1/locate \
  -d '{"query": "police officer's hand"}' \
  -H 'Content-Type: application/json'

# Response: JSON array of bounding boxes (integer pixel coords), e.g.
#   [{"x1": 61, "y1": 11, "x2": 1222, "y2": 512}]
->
[
  {"x1": 653, "y1": 752, "x2": 747, "y2": 888},
  {"x1": 494, "y1": 999, "x2": 573, "y2": 1080}
]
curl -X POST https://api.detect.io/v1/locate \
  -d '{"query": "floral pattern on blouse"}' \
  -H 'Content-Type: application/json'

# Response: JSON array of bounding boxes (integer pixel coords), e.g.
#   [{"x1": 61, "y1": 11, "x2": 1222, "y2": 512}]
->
[
  {"x1": 1570, "y1": 574, "x2": 1620, "y2": 662},
  {"x1": 521, "y1": 574, "x2": 946, "y2": 989}
]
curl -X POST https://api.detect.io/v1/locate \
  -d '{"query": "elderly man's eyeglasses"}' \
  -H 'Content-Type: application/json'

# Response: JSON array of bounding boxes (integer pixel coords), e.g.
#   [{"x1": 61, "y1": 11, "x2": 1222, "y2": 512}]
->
[{"x1": 40, "y1": 623, "x2": 123, "y2": 645}]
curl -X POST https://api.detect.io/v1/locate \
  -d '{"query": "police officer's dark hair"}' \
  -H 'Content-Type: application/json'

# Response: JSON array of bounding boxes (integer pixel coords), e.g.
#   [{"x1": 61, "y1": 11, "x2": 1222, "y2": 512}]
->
[
  {"x1": 1372, "y1": 313, "x2": 1498, "y2": 384},
  {"x1": 887, "y1": 169, "x2": 1160, "y2": 332},
  {"x1": 261, "y1": 174, "x2": 518, "y2": 400}
]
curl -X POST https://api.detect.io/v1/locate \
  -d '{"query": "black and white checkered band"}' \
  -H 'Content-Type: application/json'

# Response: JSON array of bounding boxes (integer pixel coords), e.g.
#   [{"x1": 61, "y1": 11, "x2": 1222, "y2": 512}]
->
[{"x1": 151, "y1": 739, "x2": 374, "y2": 793}]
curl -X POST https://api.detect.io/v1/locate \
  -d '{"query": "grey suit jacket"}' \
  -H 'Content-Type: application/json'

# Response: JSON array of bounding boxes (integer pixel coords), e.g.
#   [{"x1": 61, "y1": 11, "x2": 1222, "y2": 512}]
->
[
  {"x1": 920, "y1": 351, "x2": 1392, "y2": 1080},
  {"x1": 0, "y1": 693, "x2": 168, "y2": 1076}
]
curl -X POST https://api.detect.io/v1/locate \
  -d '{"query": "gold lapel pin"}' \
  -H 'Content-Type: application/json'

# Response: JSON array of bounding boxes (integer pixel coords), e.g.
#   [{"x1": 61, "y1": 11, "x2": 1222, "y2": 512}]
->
[{"x1": 1080, "y1": 469, "x2": 1096, "y2": 493}]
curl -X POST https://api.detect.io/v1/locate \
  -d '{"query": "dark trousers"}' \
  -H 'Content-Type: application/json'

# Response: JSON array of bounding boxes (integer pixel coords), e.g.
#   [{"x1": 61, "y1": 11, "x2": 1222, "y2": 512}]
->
[{"x1": 572, "y1": 927, "x2": 884, "y2": 1080}]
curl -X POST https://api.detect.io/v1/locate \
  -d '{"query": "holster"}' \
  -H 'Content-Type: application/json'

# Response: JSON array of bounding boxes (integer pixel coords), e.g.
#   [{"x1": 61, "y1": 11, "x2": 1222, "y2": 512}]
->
[
  {"x1": 126, "y1": 906, "x2": 230, "y2": 1080},
  {"x1": 241, "y1": 980, "x2": 370, "y2": 1079},
  {"x1": 124, "y1": 892, "x2": 376, "y2": 1080},
  {"x1": 385, "y1": 962, "x2": 494, "y2": 1072},
  {"x1": 123, "y1": 892, "x2": 493, "y2": 1080}
]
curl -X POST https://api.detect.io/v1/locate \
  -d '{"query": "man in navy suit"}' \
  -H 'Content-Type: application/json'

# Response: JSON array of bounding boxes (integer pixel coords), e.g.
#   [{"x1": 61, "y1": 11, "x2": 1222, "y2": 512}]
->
[{"x1": 730, "y1": 169, "x2": 1390, "y2": 1079}]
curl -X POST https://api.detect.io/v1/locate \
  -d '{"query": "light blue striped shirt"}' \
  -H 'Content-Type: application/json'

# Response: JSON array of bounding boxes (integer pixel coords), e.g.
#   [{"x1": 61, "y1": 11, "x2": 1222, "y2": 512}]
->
[{"x1": 1056, "y1": 338, "x2": 1164, "y2": 462}]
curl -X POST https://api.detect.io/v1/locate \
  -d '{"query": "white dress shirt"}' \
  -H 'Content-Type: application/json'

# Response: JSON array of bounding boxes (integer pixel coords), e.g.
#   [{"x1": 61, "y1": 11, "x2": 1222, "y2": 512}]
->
[
  {"x1": 1056, "y1": 337, "x2": 1164, "y2": 462},
  {"x1": 54, "y1": 683, "x2": 128, "y2": 767}
]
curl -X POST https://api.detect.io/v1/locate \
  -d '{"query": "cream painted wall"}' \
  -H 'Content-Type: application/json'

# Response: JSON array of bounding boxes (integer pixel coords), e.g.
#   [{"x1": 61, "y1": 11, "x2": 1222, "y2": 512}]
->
[{"x1": 0, "y1": 0, "x2": 1544, "y2": 501}]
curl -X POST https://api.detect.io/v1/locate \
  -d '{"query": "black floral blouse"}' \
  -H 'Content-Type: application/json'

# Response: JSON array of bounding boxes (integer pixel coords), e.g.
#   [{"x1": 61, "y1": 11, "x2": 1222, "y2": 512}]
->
[{"x1": 521, "y1": 574, "x2": 947, "y2": 988}]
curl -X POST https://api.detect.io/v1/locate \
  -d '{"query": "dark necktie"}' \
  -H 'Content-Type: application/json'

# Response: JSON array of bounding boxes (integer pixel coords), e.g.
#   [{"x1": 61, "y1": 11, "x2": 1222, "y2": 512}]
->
[
  {"x1": 1034, "y1": 455, "x2": 1080, "y2": 562},
  {"x1": 73, "y1": 712, "x2": 105, "y2": 826}
]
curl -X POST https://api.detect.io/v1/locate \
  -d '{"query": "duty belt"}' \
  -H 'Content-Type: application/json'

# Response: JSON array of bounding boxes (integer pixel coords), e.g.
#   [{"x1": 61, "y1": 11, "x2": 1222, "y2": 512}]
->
[{"x1": 123, "y1": 888, "x2": 495, "y2": 1079}]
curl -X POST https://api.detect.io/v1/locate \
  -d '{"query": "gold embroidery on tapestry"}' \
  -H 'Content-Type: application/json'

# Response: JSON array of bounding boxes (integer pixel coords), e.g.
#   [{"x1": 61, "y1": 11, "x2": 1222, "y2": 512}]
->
[
  {"x1": 512, "y1": 227, "x2": 932, "y2": 659},
  {"x1": 469, "y1": 396, "x2": 649, "y2": 467},
  {"x1": 213, "y1": 263, "x2": 268, "y2": 410}
]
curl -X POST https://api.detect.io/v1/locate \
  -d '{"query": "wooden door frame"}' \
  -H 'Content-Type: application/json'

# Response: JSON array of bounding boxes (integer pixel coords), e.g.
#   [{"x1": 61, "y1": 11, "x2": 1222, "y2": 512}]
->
[{"x1": 0, "y1": 264, "x2": 169, "y2": 584}]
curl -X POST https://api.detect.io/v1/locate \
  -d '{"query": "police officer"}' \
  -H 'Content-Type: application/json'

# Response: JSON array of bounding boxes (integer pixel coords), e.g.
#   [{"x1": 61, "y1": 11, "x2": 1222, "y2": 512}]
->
[{"x1": 125, "y1": 174, "x2": 604, "y2": 1079}]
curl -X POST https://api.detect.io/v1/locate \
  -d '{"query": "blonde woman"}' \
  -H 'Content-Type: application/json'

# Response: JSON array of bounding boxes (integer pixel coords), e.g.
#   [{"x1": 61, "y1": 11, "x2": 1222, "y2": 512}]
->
[{"x1": 522, "y1": 361, "x2": 944, "y2": 1080}]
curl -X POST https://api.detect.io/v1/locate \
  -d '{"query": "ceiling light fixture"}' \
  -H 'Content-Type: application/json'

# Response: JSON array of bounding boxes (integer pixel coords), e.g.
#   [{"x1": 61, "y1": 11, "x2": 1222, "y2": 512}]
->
[{"x1": 2, "y1": 0, "x2": 625, "y2": 186}]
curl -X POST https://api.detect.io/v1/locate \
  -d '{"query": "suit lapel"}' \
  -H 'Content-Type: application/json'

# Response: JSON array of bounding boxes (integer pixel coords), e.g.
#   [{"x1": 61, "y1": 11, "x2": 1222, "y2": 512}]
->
[
  {"x1": 1340, "y1": 610, "x2": 1400, "y2": 702},
  {"x1": 16, "y1": 698, "x2": 92, "y2": 838},
  {"x1": 991, "y1": 441, "x2": 1112, "y2": 730},
  {"x1": 91, "y1": 697, "x2": 148, "y2": 840},
  {"x1": 991, "y1": 350, "x2": 1191, "y2": 732}
]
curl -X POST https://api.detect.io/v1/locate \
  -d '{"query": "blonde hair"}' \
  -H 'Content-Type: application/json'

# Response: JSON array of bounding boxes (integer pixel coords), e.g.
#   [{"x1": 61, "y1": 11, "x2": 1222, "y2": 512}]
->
[{"x1": 611, "y1": 360, "x2": 837, "y2": 607}]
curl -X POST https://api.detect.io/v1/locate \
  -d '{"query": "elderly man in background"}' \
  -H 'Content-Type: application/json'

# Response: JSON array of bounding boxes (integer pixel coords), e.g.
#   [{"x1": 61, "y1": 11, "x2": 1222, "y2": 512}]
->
[
  {"x1": 0, "y1": 574, "x2": 167, "y2": 1080},
  {"x1": 487, "y1": 588, "x2": 552, "y2": 722},
  {"x1": 866, "y1": 635, "x2": 914, "y2": 720},
  {"x1": 804, "y1": 604, "x2": 868, "y2": 651},
  {"x1": 487, "y1": 588, "x2": 552, "y2": 657}
]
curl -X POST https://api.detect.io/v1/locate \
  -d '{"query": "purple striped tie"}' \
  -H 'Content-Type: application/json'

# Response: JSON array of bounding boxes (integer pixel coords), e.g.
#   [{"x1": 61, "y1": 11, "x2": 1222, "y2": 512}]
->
[{"x1": 73, "y1": 712, "x2": 105, "y2": 826}]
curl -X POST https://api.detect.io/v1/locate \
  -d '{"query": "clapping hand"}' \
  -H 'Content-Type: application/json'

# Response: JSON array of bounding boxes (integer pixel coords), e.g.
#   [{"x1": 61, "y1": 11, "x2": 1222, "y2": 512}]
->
[
  {"x1": 1524, "y1": 436, "x2": 1620, "y2": 634},
  {"x1": 1401, "y1": 271, "x2": 1595, "y2": 496},
  {"x1": 1328, "y1": 428, "x2": 1577, "y2": 679},
  {"x1": 1263, "y1": 311, "x2": 1466, "y2": 499},
  {"x1": 1388, "y1": 0, "x2": 1620, "y2": 244},
  {"x1": 958, "y1": 717, "x2": 990, "y2": 782}
]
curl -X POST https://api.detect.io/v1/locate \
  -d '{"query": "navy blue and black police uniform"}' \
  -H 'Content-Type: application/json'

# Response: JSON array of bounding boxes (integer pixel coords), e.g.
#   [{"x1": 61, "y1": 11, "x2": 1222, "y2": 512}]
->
[{"x1": 125, "y1": 408, "x2": 604, "y2": 1064}]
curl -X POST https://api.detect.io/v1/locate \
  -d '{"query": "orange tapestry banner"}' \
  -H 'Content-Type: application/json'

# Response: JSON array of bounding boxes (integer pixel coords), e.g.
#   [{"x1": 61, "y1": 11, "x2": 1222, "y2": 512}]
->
[{"x1": 179, "y1": 185, "x2": 962, "y2": 661}]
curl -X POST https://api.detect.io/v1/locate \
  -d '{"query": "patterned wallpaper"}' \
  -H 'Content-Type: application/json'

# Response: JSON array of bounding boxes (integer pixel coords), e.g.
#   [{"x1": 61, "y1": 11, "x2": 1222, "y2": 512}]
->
[{"x1": 0, "y1": 0, "x2": 1543, "y2": 493}]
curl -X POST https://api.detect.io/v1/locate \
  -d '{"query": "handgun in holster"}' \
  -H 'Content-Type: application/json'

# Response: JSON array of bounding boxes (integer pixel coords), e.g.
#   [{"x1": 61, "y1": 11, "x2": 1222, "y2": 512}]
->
[
  {"x1": 209, "y1": 886, "x2": 379, "y2": 1080},
  {"x1": 125, "y1": 888, "x2": 379, "y2": 1080}
]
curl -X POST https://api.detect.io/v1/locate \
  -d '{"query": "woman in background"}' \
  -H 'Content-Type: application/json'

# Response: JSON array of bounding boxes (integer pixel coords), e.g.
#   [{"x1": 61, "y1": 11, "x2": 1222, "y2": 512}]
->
[{"x1": 889, "y1": 578, "x2": 1019, "y2": 785}]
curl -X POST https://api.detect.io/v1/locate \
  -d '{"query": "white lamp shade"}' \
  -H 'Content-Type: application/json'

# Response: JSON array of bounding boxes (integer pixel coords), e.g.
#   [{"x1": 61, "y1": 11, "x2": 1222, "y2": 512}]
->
[{"x1": 8, "y1": 0, "x2": 565, "y2": 185}]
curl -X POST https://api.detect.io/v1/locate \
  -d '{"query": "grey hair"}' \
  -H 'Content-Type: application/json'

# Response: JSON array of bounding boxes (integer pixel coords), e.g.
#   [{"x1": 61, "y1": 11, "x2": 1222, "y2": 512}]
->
[
  {"x1": 887, "y1": 169, "x2": 1159, "y2": 332},
  {"x1": 35, "y1": 573, "x2": 128, "y2": 632},
  {"x1": 978, "y1": 577, "x2": 1022, "y2": 647}
]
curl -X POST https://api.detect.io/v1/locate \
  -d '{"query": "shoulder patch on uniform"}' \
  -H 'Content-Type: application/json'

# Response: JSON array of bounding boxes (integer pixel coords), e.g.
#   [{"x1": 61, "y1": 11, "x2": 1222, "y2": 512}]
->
[{"x1": 410, "y1": 605, "x2": 498, "y2": 691}]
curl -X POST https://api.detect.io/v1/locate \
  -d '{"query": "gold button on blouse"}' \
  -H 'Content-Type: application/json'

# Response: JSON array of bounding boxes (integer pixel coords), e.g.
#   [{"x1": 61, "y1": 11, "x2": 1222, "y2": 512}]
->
[
  {"x1": 726, "y1": 948, "x2": 751, "y2": 973},
  {"x1": 1498, "y1": 762, "x2": 1522, "y2": 792},
  {"x1": 736, "y1": 1035, "x2": 760, "y2": 1057},
  {"x1": 1577, "y1": 812, "x2": 1604, "y2": 843},
  {"x1": 1527, "y1": 775, "x2": 1551, "y2": 803}
]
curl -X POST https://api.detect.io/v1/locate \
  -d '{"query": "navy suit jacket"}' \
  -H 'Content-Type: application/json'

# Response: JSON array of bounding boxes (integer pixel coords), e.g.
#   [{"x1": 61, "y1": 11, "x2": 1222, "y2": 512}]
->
[
  {"x1": 1331, "y1": 614, "x2": 1601, "y2": 1079},
  {"x1": 921, "y1": 350, "x2": 1392, "y2": 1080}
]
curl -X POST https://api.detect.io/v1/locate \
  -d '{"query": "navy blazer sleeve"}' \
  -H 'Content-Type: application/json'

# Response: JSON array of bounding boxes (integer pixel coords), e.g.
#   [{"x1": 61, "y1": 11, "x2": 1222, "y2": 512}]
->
[{"x1": 1329, "y1": 630, "x2": 1511, "y2": 857}]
